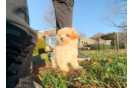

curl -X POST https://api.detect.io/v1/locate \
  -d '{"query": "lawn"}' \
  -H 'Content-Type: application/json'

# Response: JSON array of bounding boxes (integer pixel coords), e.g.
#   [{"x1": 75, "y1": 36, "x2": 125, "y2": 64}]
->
[{"x1": 32, "y1": 50, "x2": 127, "y2": 88}]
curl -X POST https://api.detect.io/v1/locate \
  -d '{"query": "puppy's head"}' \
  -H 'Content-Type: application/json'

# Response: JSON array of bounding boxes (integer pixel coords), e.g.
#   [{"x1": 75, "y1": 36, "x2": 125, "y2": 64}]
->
[{"x1": 56, "y1": 27, "x2": 79, "y2": 45}]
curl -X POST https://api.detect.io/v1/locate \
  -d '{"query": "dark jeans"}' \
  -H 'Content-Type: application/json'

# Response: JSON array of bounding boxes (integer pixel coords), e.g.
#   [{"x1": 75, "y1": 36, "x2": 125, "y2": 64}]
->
[{"x1": 6, "y1": 0, "x2": 74, "y2": 45}]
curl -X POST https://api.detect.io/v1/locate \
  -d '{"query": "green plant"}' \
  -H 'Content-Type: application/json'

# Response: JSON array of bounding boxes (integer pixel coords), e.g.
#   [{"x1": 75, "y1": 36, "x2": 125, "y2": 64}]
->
[
  {"x1": 90, "y1": 43, "x2": 98, "y2": 50},
  {"x1": 86, "y1": 45, "x2": 90, "y2": 47},
  {"x1": 89, "y1": 43, "x2": 115, "y2": 50},
  {"x1": 33, "y1": 51, "x2": 127, "y2": 88},
  {"x1": 33, "y1": 37, "x2": 46, "y2": 54}
]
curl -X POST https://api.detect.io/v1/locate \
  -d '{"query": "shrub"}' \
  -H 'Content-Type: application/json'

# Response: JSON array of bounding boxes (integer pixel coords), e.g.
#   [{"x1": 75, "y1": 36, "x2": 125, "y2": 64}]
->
[
  {"x1": 86, "y1": 45, "x2": 90, "y2": 47},
  {"x1": 33, "y1": 37, "x2": 46, "y2": 54},
  {"x1": 90, "y1": 43, "x2": 98, "y2": 50},
  {"x1": 89, "y1": 43, "x2": 115, "y2": 50}
]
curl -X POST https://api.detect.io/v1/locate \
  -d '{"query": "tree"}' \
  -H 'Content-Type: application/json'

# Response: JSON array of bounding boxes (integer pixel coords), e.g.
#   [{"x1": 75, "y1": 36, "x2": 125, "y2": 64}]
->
[
  {"x1": 42, "y1": 1, "x2": 86, "y2": 37},
  {"x1": 102, "y1": 0, "x2": 127, "y2": 30},
  {"x1": 92, "y1": 33, "x2": 103, "y2": 38},
  {"x1": 42, "y1": 1, "x2": 56, "y2": 29},
  {"x1": 72, "y1": 24, "x2": 86, "y2": 37},
  {"x1": 76, "y1": 29, "x2": 86, "y2": 37},
  {"x1": 101, "y1": 30, "x2": 127, "y2": 48},
  {"x1": 42, "y1": 1, "x2": 87, "y2": 51},
  {"x1": 101, "y1": 32, "x2": 116, "y2": 46},
  {"x1": 118, "y1": 29, "x2": 127, "y2": 48}
]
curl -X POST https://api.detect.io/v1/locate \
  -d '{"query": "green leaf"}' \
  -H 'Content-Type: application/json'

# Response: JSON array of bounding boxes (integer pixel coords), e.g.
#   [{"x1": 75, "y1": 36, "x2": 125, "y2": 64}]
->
[
  {"x1": 60, "y1": 82, "x2": 66, "y2": 88},
  {"x1": 102, "y1": 83, "x2": 105, "y2": 88},
  {"x1": 78, "y1": 79, "x2": 87, "y2": 83},
  {"x1": 106, "y1": 67, "x2": 110, "y2": 72},
  {"x1": 73, "y1": 77, "x2": 82, "y2": 80}
]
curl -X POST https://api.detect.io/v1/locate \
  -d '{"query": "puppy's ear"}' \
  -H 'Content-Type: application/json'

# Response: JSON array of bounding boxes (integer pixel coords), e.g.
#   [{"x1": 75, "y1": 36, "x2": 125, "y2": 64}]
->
[{"x1": 70, "y1": 29, "x2": 79, "y2": 39}]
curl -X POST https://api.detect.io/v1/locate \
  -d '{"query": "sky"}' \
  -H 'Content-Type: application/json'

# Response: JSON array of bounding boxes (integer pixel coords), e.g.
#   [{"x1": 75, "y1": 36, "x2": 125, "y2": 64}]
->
[{"x1": 27, "y1": 0, "x2": 121, "y2": 38}]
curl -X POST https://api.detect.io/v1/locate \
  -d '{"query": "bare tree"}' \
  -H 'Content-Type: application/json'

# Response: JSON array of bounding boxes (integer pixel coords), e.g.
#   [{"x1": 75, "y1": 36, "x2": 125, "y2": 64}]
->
[
  {"x1": 42, "y1": 1, "x2": 86, "y2": 37},
  {"x1": 102, "y1": 0, "x2": 127, "y2": 30},
  {"x1": 75, "y1": 28, "x2": 86, "y2": 37},
  {"x1": 72, "y1": 24, "x2": 86, "y2": 37},
  {"x1": 42, "y1": 1, "x2": 56, "y2": 29}
]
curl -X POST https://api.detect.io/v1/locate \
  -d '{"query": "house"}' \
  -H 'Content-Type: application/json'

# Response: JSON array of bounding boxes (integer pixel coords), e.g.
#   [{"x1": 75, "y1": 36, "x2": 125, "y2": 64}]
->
[
  {"x1": 89, "y1": 38, "x2": 111, "y2": 45},
  {"x1": 104, "y1": 40, "x2": 112, "y2": 45},
  {"x1": 37, "y1": 29, "x2": 112, "y2": 51},
  {"x1": 78, "y1": 37, "x2": 98, "y2": 50},
  {"x1": 78, "y1": 37, "x2": 103, "y2": 50},
  {"x1": 37, "y1": 29, "x2": 57, "y2": 51},
  {"x1": 38, "y1": 29, "x2": 88, "y2": 51}
]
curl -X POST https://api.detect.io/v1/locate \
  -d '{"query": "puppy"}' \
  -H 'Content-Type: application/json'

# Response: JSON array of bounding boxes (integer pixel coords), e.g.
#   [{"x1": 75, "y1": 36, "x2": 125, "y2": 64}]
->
[{"x1": 50, "y1": 27, "x2": 82, "y2": 71}]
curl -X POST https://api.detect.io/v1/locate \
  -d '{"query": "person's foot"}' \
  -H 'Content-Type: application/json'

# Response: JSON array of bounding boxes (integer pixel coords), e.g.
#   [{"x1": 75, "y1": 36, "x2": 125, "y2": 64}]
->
[
  {"x1": 77, "y1": 51, "x2": 91, "y2": 61},
  {"x1": 6, "y1": 22, "x2": 42, "y2": 88}
]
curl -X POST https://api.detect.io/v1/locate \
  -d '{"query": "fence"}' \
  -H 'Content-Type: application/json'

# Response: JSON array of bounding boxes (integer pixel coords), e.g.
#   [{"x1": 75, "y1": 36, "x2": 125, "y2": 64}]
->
[{"x1": 88, "y1": 31, "x2": 127, "y2": 53}]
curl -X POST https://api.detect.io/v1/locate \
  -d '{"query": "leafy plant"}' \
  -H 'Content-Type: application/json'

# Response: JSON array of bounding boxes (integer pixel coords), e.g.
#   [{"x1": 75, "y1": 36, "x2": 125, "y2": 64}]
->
[{"x1": 33, "y1": 37, "x2": 46, "y2": 54}]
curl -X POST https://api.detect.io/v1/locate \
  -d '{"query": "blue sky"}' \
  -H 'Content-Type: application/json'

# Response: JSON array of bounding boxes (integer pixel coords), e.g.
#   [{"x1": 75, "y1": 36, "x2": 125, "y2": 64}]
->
[{"x1": 27, "y1": 0, "x2": 121, "y2": 38}]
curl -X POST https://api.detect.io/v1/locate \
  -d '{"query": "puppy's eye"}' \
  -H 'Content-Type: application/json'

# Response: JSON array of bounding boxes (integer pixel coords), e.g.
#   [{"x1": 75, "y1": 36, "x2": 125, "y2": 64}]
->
[{"x1": 66, "y1": 34, "x2": 69, "y2": 37}]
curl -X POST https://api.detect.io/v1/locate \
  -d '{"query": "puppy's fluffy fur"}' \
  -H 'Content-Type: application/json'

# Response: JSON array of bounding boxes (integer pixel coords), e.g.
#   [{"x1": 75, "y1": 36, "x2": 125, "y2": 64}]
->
[{"x1": 50, "y1": 27, "x2": 81, "y2": 71}]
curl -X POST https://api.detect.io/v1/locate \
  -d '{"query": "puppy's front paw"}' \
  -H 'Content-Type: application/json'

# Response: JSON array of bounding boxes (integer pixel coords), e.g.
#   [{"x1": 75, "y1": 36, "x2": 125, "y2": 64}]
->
[
  {"x1": 63, "y1": 67, "x2": 69, "y2": 72},
  {"x1": 52, "y1": 65, "x2": 57, "y2": 69}
]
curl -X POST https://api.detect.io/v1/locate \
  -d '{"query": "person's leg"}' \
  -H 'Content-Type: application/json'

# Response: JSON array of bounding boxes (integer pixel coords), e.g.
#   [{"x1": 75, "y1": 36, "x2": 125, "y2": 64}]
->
[
  {"x1": 52, "y1": 0, "x2": 74, "y2": 33},
  {"x1": 6, "y1": 0, "x2": 42, "y2": 88},
  {"x1": 52, "y1": 0, "x2": 90, "y2": 61},
  {"x1": 6, "y1": 0, "x2": 37, "y2": 44}
]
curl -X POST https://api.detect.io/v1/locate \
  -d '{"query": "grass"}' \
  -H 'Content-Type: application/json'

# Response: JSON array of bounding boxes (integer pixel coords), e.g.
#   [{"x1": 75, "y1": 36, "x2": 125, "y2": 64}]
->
[{"x1": 32, "y1": 50, "x2": 127, "y2": 88}]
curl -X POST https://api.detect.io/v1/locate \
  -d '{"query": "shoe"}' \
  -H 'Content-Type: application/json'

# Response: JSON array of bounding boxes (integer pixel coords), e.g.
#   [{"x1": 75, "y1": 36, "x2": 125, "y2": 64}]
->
[
  {"x1": 6, "y1": 22, "x2": 42, "y2": 88},
  {"x1": 77, "y1": 51, "x2": 91, "y2": 61}
]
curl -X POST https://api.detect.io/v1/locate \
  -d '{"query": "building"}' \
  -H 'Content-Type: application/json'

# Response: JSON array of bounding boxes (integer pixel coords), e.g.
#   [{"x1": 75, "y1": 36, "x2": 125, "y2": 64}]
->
[
  {"x1": 37, "y1": 29, "x2": 57, "y2": 51},
  {"x1": 37, "y1": 29, "x2": 112, "y2": 51},
  {"x1": 89, "y1": 38, "x2": 111, "y2": 45},
  {"x1": 104, "y1": 40, "x2": 112, "y2": 45},
  {"x1": 78, "y1": 37, "x2": 98, "y2": 49}
]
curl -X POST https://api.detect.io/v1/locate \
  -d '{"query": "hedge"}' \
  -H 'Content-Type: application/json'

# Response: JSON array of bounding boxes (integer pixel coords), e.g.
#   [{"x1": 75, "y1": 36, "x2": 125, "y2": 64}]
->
[
  {"x1": 33, "y1": 37, "x2": 46, "y2": 54},
  {"x1": 87, "y1": 43, "x2": 117, "y2": 50}
]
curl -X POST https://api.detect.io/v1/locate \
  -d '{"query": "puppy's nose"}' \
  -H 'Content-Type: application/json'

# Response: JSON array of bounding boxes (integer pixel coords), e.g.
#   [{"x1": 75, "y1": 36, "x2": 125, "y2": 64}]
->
[{"x1": 60, "y1": 38, "x2": 63, "y2": 41}]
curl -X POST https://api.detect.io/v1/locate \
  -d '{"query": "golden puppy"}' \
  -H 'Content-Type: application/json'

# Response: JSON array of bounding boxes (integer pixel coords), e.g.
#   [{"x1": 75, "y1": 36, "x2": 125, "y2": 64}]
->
[{"x1": 50, "y1": 27, "x2": 82, "y2": 71}]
